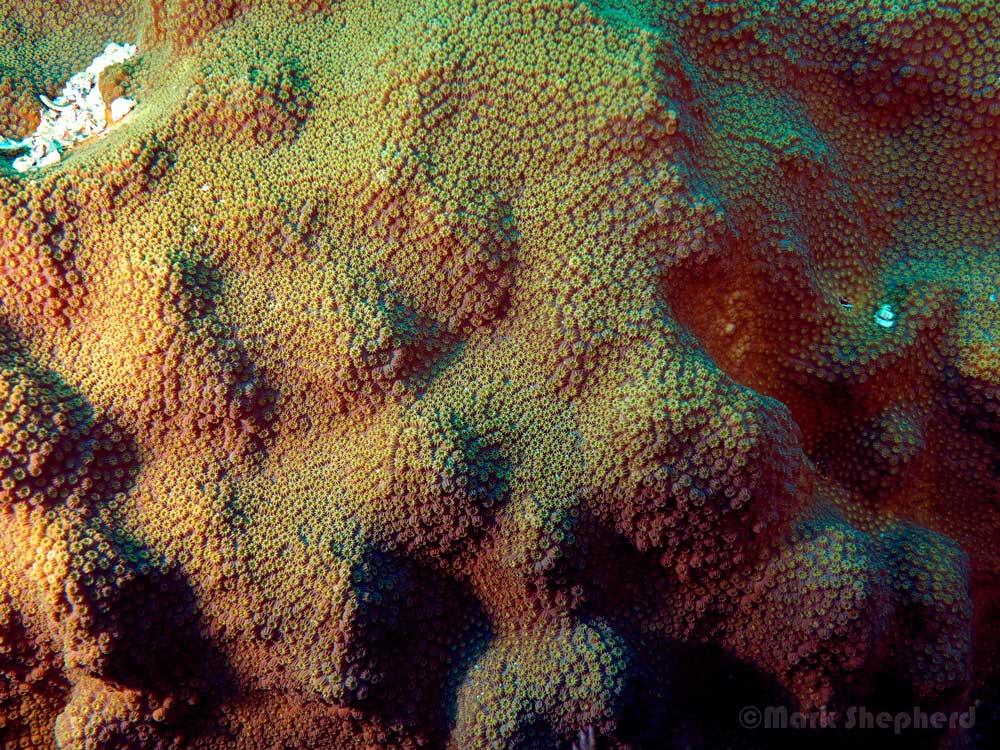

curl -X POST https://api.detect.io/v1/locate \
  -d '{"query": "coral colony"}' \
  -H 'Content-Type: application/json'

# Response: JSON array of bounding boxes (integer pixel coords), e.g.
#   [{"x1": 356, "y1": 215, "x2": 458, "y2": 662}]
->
[{"x1": 0, "y1": 2, "x2": 997, "y2": 750}]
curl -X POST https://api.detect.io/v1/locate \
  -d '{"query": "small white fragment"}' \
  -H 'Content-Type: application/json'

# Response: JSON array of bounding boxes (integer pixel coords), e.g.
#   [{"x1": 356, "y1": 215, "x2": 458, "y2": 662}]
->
[
  {"x1": 109, "y1": 97, "x2": 136, "y2": 123},
  {"x1": 12, "y1": 156, "x2": 34, "y2": 173},
  {"x1": 35, "y1": 150, "x2": 62, "y2": 169},
  {"x1": 875, "y1": 303, "x2": 896, "y2": 329},
  {"x1": 200, "y1": 183, "x2": 210, "y2": 192}
]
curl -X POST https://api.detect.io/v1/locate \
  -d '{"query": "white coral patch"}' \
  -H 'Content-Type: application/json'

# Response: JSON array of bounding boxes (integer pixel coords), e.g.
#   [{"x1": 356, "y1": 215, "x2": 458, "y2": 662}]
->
[
  {"x1": 875, "y1": 303, "x2": 896, "y2": 329},
  {"x1": 1, "y1": 42, "x2": 137, "y2": 173}
]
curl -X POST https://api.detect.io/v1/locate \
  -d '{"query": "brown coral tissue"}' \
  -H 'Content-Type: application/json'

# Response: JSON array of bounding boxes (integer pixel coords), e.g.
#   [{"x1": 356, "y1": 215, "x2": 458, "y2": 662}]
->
[{"x1": 0, "y1": 1, "x2": 998, "y2": 749}]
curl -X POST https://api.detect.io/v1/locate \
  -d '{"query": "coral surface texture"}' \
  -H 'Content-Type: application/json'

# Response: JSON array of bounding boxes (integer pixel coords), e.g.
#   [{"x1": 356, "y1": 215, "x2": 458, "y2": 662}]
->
[{"x1": 0, "y1": 1, "x2": 998, "y2": 749}]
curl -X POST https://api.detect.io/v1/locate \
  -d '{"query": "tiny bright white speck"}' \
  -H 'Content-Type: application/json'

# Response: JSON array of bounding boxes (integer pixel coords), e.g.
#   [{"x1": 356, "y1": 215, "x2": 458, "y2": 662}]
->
[{"x1": 875, "y1": 303, "x2": 896, "y2": 329}]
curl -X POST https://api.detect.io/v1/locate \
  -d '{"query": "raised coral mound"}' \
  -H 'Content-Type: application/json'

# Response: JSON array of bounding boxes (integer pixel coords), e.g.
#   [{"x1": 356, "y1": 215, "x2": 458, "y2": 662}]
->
[{"x1": 0, "y1": 1, "x2": 997, "y2": 749}]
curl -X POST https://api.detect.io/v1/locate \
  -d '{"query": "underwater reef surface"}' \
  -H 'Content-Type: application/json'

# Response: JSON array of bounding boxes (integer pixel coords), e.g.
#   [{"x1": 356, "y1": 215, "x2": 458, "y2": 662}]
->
[{"x1": 0, "y1": 1, "x2": 997, "y2": 748}]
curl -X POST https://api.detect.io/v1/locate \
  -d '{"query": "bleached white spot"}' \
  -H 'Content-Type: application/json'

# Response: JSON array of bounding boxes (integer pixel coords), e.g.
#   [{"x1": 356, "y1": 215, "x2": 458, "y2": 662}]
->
[
  {"x1": 875, "y1": 303, "x2": 896, "y2": 329},
  {"x1": 109, "y1": 96, "x2": 136, "y2": 123}
]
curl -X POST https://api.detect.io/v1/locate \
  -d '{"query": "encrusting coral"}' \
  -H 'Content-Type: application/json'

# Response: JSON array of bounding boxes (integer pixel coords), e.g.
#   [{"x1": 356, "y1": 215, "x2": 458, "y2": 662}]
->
[{"x1": 0, "y1": 1, "x2": 997, "y2": 749}]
